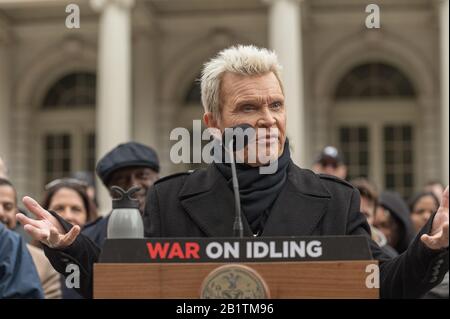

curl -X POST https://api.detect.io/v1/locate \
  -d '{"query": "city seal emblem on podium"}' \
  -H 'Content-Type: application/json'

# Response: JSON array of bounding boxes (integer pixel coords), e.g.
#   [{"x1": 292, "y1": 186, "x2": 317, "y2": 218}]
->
[{"x1": 200, "y1": 264, "x2": 270, "y2": 299}]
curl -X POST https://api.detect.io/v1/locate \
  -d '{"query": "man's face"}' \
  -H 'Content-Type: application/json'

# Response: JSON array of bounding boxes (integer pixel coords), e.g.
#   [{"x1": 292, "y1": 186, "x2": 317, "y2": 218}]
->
[
  {"x1": 204, "y1": 72, "x2": 286, "y2": 165},
  {"x1": 107, "y1": 167, "x2": 159, "y2": 213},
  {"x1": 360, "y1": 196, "x2": 376, "y2": 226},
  {"x1": 0, "y1": 185, "x2": 17, "y2": 229}
]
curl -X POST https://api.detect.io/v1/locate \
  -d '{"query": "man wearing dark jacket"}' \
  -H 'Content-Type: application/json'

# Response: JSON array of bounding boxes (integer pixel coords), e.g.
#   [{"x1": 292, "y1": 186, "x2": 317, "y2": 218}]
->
[
  {"x1": 81, "y1": 142, "x2": 160, "y2": 248},
  {"x1": 0, "y1": 223, "x2": 44, "y2": 298},
  {"x1": 17, "y1": 45, "x2": 449, "y2": 299}
]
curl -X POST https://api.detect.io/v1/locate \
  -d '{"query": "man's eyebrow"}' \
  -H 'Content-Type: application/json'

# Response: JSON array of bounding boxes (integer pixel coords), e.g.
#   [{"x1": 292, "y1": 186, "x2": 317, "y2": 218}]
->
[
  {"x1": 268, "y1": 95, "x2": 285, "y2": 102},
  {"x1": 234, "y1": 97, "x2": 262, "y2": 106},
  {"x1": 235, "y1": 95, "x2": 284, "y2": 106}
]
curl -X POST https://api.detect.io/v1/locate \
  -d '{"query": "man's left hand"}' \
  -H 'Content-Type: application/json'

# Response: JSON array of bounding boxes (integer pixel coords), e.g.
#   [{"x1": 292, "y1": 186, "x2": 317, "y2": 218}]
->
[{"x1": 421, "y1": 186, "x2": 449, "y2": 250}]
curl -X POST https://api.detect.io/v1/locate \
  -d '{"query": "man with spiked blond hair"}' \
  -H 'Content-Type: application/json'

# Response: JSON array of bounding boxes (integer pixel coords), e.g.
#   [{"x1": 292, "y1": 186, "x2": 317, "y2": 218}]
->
[{"x1": 18, "y1": 45, "x2": 449, "y2": 299}]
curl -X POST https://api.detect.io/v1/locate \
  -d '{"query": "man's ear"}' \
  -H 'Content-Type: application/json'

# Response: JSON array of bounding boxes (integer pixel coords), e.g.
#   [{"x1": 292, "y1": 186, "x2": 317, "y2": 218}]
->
[
  {"x1": 337, "y1": 165, "x2": 348, "y2": 180},
  {"x1": 203, "y1": 112, "x2": 218, "y2": 128}
]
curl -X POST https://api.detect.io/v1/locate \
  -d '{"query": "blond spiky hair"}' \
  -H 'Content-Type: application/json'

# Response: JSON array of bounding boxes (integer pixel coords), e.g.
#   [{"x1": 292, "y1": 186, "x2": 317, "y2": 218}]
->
[{"x1": 201, "y1": 45, "x2": 283, "y2": 120}]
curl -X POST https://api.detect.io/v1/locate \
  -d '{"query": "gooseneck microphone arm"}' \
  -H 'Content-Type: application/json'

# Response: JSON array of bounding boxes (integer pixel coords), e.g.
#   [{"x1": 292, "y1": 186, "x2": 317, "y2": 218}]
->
[{"x1": 228, "y1": 139, "x2": 244, "y2": 238}]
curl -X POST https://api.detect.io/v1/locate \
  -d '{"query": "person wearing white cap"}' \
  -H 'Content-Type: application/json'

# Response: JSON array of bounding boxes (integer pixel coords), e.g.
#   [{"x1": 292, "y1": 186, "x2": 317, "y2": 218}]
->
[{"x1": 312, "y1": 146, "x2": 347, "y2": 180}]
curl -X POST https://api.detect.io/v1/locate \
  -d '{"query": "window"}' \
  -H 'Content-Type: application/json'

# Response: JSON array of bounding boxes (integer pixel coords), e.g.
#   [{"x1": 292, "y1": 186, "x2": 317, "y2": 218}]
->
[
  {"x1": 44, "y1": 134, "x2": 72, "y2": 183},
  {"x1": 339, "y1": 126, "x2": 370, "y2": 180},
  {"x1": 333, "y1": 62, "x2": 418, "y2": 197},
  {"x1": 384, "y1": 125, "x2": 414, "y2": 198},
  {"x1": 39, "y1": 72, "x2": 97, "y2": 191},
  {"x1": 85, "y1": 133, "x2": 96, "y2": 173},
  {"x1": 335, "y1": 63, "x2": 416, "y2": 99},
  {"x1": 43, "y1": 72, "x2": 96, "y2": 109}
]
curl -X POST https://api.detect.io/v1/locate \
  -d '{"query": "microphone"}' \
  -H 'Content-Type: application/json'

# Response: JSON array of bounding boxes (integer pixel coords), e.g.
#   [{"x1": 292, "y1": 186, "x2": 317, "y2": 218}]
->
[{"x1": 221, "y1": 123, "x2": 254, "y2": 238}]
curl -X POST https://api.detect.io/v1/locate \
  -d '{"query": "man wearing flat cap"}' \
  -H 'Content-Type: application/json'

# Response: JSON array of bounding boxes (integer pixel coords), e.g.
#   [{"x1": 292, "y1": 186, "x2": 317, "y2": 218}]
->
[
  {"x1": 78, "y1": 142, "x2": 160, "y2": 248},
  {"x1": 16, "y1": 142, "x2": 159, "y2": 275},
  {"x1": 18, "y1": 45, "x2": 448, "y2": 299}
]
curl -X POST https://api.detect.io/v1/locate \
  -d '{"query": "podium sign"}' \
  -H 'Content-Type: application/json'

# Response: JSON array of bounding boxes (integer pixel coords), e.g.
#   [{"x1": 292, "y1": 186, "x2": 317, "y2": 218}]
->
[{"x1": 94, "y1": 236, "x2": 379, "y2": 299}]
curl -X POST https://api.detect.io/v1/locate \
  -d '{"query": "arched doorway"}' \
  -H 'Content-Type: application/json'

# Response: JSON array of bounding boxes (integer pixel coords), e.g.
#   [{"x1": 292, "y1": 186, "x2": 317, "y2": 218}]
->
[
  {"x1": 331, "y1": 62, "x2": 418, "y2": 198},
  {"x1": 36, "y1": 72, "x2": 97, "y2": 188},
  {"x1": 176, "y1": 73, "x2": 212, "y2": 172}
]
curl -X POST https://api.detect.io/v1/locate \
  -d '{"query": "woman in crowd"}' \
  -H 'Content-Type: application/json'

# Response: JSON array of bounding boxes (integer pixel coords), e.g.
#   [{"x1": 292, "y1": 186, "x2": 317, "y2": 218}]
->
[
  {"x1": 409, "y1": 191, "x2": 448, "y2": 299},
  {"x1": 409, "y1": 192, "x2": 440, "y2": 234},
  {"x1": 42, "y1": 178, "x2": 97, "y2": 227},
  {"x1": 41, "y1": 178, "x2": 97, "y2": 299}
]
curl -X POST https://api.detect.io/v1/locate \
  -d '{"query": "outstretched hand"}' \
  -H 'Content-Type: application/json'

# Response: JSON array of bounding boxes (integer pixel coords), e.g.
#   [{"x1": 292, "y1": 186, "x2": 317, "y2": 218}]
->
[
  {"x1": 16, "y1": 196, "x2": 80, "y2": 249},
  {"x1": 421, "y1": 186, "x2": 449, "y2": 250}
]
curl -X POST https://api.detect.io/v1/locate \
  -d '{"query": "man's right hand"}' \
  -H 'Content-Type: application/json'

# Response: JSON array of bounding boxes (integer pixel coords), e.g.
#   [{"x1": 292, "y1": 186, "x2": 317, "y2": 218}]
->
[{"x1": 16, "y1": 196, "x2": 80, "y2": 249}]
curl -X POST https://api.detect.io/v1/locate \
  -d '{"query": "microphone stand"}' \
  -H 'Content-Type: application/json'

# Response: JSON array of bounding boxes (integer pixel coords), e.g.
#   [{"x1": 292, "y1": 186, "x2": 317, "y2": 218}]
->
[{"x1": 228, "y1": 139, "x2": 244, "y2": 238}]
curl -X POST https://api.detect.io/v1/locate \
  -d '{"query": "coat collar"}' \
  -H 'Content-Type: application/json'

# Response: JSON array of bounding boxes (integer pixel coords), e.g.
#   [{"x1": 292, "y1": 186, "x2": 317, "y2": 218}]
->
[{"x1": 178, "y1": 161, "x2": 331, "y2": 237}]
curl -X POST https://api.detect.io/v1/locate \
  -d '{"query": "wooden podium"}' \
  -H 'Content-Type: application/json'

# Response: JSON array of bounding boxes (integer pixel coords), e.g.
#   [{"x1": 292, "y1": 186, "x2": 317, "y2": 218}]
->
[{"x1": 93, "y1": 237, "x2": 379, "y2": 299}]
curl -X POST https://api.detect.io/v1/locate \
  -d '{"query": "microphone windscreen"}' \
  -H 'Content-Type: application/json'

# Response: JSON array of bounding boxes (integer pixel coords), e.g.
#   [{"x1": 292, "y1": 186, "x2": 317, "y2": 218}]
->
[{"x1": 222, "y1": 123, "x2": 254, "y2": 151}]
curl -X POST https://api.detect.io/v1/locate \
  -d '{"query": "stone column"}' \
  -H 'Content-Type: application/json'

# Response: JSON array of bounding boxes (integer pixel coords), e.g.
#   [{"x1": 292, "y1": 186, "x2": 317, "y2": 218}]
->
[
  {"x1": 91, "y1": 0, "x2": 135, "y2": 213},
  {"x1": 267, "y1": 0, "x2": 306, "y2": 167},
  {"x1": 0, "y1": 18, "x2": 11, "y2": 168}
]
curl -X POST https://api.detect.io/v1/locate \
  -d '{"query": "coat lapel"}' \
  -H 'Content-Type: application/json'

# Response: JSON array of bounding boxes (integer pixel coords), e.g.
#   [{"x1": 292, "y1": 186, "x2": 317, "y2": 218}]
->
[
  {"x1": 178, "y1": 162, "x2": 331, "y2": 237},
  {"x1": 179, "y1": 165, "x2": 253, "y2": 237},
  {"x1": 262, "y1": 164, "x2": 331, "y2": 236}
]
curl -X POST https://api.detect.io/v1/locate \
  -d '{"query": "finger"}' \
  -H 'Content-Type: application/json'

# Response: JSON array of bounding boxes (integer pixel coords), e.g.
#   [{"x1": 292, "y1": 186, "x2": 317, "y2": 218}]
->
[
  {"x1": 23, "y1": 224, "x2": 50, "y2": 242},
  {"x1": 48, "y1": 226, "x2": 62, "y2": 247},
  {"x1": 59, "y1": 225, "x2": 80, "y2": 247},
  {"x1": 421, "y1": 224, "x2": 449, "y2": 249},
  {"x1": 22, "y1": 196, "x2": 51, "y2": 220},
  {"x1": 16, "y1": 213, "x2": 42, "y2": 228},
  {"x1": 441, "y1": 186, "x2": 449, "y2": 212},
  {"x1": 421, "y1": 234, "x2": 438, "y2": 248}
]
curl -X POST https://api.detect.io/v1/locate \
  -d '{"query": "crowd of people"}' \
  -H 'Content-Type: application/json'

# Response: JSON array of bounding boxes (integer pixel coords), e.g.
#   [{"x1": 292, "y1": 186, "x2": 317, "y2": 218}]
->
[
  {"x1": 1, "y1": 143, "x2": 447, "y2": 299},
  {"x1": 0, "y1": 142, "x2": 160, "y2": 299},
  {"x1": 0, "y1": 45, "x2": 448, "y2": 299},
  {"x1": 311, "y1": 146, "x2": 449, "y2": 298}
]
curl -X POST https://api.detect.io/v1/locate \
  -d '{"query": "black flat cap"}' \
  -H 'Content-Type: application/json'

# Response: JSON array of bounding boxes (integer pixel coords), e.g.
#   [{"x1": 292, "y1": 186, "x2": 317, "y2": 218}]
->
[{"x1": 96, "y1": 142, "x2": 160, "y2": 186}]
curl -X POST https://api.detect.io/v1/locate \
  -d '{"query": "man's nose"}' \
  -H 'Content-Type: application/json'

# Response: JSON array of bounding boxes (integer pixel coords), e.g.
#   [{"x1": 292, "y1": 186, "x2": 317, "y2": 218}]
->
[
  {"x1": 129, "y1": 175, "x2": 141, "y2": 189},
  {"x1": 257, "y1": 107, "x2": 277, "y2": 127}
]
